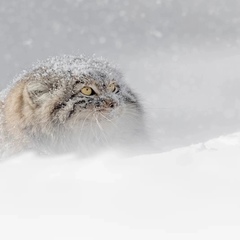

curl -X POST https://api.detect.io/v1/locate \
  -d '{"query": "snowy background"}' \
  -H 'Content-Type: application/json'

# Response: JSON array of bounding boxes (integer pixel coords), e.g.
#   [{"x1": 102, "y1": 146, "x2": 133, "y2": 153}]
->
[{"x1": 1, "y1": 0, "x2": 240, "y2": 239}]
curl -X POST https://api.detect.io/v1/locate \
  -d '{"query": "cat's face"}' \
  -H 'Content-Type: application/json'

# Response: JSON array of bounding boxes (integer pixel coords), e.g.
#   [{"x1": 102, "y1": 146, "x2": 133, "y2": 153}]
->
[{"x1": 23, "y1": 57, "x2": 141, "y2": 134}]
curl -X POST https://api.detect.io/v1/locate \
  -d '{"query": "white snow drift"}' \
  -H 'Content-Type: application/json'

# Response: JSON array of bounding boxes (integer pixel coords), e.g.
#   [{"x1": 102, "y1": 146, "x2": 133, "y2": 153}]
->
[{"x1": 0, "y1": 132, "x2": 240, "y2": 240}]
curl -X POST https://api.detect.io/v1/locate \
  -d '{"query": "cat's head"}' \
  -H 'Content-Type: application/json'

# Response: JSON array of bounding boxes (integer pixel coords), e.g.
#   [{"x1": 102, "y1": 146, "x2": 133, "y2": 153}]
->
[{"x1": 23, "y1": 56, "x2": 142, "y2": 134}]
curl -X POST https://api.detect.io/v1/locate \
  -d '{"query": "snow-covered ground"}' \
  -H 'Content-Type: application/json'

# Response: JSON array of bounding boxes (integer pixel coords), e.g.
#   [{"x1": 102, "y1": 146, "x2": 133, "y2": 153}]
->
[
  {"x1": 1, "y1": 132, "x2": 240, "y2": 239},
  {"x1": 1, "y1": 0, "x2": 240, "y2": 239}
]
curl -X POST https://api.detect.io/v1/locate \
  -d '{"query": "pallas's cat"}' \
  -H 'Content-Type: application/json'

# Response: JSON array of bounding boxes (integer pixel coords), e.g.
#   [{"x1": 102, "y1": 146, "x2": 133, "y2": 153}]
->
[{"x1": 0, "y1": 55, "x2": 145, "y2": 157}]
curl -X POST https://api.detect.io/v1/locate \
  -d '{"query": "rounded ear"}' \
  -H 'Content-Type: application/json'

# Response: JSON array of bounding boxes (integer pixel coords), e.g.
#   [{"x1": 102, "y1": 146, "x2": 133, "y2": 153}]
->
[{"x1": 25, "y1": 81, "x2": 50, "y2": 106}]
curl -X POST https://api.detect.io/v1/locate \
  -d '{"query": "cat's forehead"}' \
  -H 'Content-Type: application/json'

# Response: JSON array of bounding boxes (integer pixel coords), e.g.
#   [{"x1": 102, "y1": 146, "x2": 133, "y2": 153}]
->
[{"x1": 32, "y1": 55, "x2": 123, "y2": 84}]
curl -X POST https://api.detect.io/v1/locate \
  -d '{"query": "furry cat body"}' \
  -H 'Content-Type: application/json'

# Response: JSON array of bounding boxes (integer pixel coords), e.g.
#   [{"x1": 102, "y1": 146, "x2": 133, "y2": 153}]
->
[{"x1": 0, "y1": 55, "x2": 145, "y2": 157}]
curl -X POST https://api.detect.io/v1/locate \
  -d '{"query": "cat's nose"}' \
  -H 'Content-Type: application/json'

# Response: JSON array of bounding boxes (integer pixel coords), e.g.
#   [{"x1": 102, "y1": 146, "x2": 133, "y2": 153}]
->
[
  {"x1": 109, "y1": 103, "x2": 114, "y2": 108},
  {"x1": 102, "y1": 99, "x2": 118, "y2": 109}
]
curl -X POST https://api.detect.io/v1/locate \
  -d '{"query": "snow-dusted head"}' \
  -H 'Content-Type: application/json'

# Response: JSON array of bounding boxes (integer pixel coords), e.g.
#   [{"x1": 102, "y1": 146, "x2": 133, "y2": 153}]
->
[
  {"x1": 25, "y1": 56, "x2": 141, "y2": 127},
  {"x1": 3, "y1": 55, "x2": 145, "y2": 155}
]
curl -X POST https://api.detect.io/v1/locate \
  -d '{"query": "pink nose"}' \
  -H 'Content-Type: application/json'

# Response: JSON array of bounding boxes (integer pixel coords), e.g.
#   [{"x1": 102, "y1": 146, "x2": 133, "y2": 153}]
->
[
  {"x1": 108, "y1": 102, "x2": 115, "y2": 108},
  {"x1": 106, "y1": 99, "x2": 119, "y2": 108}
]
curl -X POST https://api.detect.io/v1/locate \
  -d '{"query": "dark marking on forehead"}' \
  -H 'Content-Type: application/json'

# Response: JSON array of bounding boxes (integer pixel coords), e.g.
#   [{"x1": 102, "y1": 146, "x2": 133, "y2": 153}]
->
[
  {"x1": 66, "y1": 71, "x2": 85, "y2": 84},
  {"x1": 98, "y1": 72, "x2": 107, "y2": 79}
]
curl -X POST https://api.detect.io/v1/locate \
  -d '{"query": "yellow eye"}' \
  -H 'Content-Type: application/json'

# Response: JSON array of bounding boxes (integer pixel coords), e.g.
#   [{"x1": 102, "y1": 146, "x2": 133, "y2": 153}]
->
[
  {"x1": 108, "y1": 83, "x2": 118, "y2": 93},
  {"x1": 81, "y1": 87, "x2": 93, "y2": 96}
]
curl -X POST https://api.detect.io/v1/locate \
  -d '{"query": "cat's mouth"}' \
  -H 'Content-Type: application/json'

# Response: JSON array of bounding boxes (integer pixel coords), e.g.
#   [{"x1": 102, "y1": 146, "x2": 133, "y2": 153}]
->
[
  {"x1": 67, "y1": 106, "x2": 117, "y2": 120},
  {"x1": 95, "y1": 108, "x2": 113, "y2": 113}
]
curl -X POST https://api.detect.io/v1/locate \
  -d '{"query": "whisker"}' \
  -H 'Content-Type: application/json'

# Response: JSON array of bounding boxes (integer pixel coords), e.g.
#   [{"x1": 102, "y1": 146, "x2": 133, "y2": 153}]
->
[
  {"x1": 98, "y1": 111, "x2": 118, "y2": 129},
  {"x1": 79, "y1": 111, "x2": 93, "y2": 138},
  {"x1": 94, "y1": 112, "x2": 110, "y2": 146},
  {"x1": 92, "y1": 112, "x2": 101, "y2": 142}
]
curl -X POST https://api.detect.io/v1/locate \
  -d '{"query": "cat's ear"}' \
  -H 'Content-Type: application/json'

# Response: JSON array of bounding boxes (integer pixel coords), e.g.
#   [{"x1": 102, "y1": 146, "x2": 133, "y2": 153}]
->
[{"x1": 25, "y1": 80, "x2": 51, "y2": 107}]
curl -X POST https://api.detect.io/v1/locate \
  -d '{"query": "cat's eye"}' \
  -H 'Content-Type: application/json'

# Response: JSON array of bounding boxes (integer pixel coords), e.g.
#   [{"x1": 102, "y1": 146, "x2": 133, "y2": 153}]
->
[
  {"x1": 108, "y1": 83, "x2": 119, "y2": 93},
  {"x1": 81, "y1": 87, "x2": 94, "y2": 96}
]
